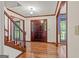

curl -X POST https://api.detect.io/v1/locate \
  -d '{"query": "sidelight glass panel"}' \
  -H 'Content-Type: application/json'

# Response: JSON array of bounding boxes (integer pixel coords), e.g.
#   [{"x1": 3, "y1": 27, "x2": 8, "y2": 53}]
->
[
  {"x1": 59, "y1": 14, "x2": 67, "y2": 44},
  {"x1": 60, "y1": 20, "x2": 66, "y2": 40}
]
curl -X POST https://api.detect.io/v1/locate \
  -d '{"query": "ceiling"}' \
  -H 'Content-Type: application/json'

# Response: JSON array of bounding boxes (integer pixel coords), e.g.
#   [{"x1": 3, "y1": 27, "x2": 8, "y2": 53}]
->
[{"x1": 4, "y1": 1, "x2": 57, "y2": 17}]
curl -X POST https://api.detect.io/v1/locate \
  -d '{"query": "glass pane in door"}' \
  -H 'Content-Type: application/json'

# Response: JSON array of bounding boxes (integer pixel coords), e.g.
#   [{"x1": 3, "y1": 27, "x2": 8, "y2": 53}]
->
[{"x1": 60, "y1": 14, "x2": 66, "y2": 44}]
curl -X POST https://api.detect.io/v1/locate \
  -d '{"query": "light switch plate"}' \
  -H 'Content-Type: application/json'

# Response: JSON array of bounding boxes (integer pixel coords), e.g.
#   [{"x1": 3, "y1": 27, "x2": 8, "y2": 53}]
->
[{"x1": 75, "y1": 25, "x2": 79, "y2": 35}]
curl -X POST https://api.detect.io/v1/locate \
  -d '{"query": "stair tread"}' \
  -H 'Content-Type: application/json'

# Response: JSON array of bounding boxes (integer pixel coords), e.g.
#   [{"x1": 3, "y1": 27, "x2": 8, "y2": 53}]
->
[{"x1": 4, "y1": 38, "x2": 26, "y2": 52}]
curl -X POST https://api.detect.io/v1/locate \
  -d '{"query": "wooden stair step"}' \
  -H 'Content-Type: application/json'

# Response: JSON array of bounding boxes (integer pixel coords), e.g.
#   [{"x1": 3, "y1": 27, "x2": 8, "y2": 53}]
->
[{"x1": 4, "y1": 38, "x2": 26, "y2": 52}]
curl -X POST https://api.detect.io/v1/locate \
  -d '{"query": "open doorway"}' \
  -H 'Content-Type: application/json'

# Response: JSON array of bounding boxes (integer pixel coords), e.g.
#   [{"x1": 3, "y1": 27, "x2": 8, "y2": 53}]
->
[
  {"x1": 57, "y1": 1, "x2": 67, "y2": 58},
  {"x1": 31, "y1": 19, "x2": 47, "y2": 42}
]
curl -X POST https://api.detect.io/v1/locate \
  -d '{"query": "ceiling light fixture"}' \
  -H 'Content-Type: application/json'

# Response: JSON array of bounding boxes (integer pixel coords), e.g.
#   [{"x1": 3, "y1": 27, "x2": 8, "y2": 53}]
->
[
  {"x1": 30, "y1": 11, "x2": 33, "y2": 14},
  {"x1": 28, "y1": 6, "x2": 36, "y2": 11},
  {"x1": 30, "y1": 7, "x2": 34, "y2": 15}
]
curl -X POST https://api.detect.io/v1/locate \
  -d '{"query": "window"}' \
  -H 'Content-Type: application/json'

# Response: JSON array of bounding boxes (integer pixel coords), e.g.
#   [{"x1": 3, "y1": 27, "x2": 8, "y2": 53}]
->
[
  {"x1": 13, "y1": 21, "x2": 20, "y2": 41},
  {"x1": 58, "y1": 14, "x2": 67, "y2": 42}
]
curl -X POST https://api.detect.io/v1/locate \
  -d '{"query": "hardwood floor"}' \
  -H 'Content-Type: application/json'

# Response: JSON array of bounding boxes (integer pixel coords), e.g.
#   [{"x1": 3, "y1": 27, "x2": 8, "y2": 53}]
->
[{"x1": 18, "y1": 42, "x2": 58, "y2": 58}]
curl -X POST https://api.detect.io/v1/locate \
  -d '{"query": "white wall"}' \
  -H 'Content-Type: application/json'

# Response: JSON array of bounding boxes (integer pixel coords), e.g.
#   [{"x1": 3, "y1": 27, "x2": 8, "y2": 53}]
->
[
  {"x1": 5, "y1": 15, "x2": 8, "y2": 36},
  {"x1": 0, "y1": 2, "x2": 5, "y2": 55},
  {"x1": 68, "y1": 2, "x2": 79, "y2": 57},
  {"x1": 25, "y1": 16, "x2": 56, "y2": 43}
]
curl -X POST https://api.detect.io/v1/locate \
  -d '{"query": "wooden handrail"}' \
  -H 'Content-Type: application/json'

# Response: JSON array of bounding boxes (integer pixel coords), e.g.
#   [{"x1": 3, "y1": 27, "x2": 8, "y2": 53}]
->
[
  {"x1": 4, "y1": 11, "x2": 25, "y2": 33},
  {"x1": 4, "y1": 11, "x2": 26, "y2": 48}
]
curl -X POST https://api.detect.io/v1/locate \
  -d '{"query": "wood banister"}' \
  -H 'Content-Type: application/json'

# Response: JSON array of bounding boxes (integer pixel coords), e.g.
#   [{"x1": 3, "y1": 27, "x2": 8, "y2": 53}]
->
[
  {"x1": 4, "y1": 10, "x2": 26, "y2": 48},
  {"x1": 4, "y1": 11, "x2": 25, "y2": 33}
]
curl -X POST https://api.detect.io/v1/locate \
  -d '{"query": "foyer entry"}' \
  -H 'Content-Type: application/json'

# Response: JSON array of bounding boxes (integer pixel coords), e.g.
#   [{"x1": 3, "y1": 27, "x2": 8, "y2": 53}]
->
[{"x1": 31, "y1": 19, "x2": 47, "y2": 42}]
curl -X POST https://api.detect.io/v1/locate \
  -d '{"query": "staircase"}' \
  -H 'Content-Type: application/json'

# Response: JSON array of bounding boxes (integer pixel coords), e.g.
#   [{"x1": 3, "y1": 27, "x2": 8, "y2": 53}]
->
[{"x1": 4, "y1": 11, "x2": 26, "y2": 52}]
